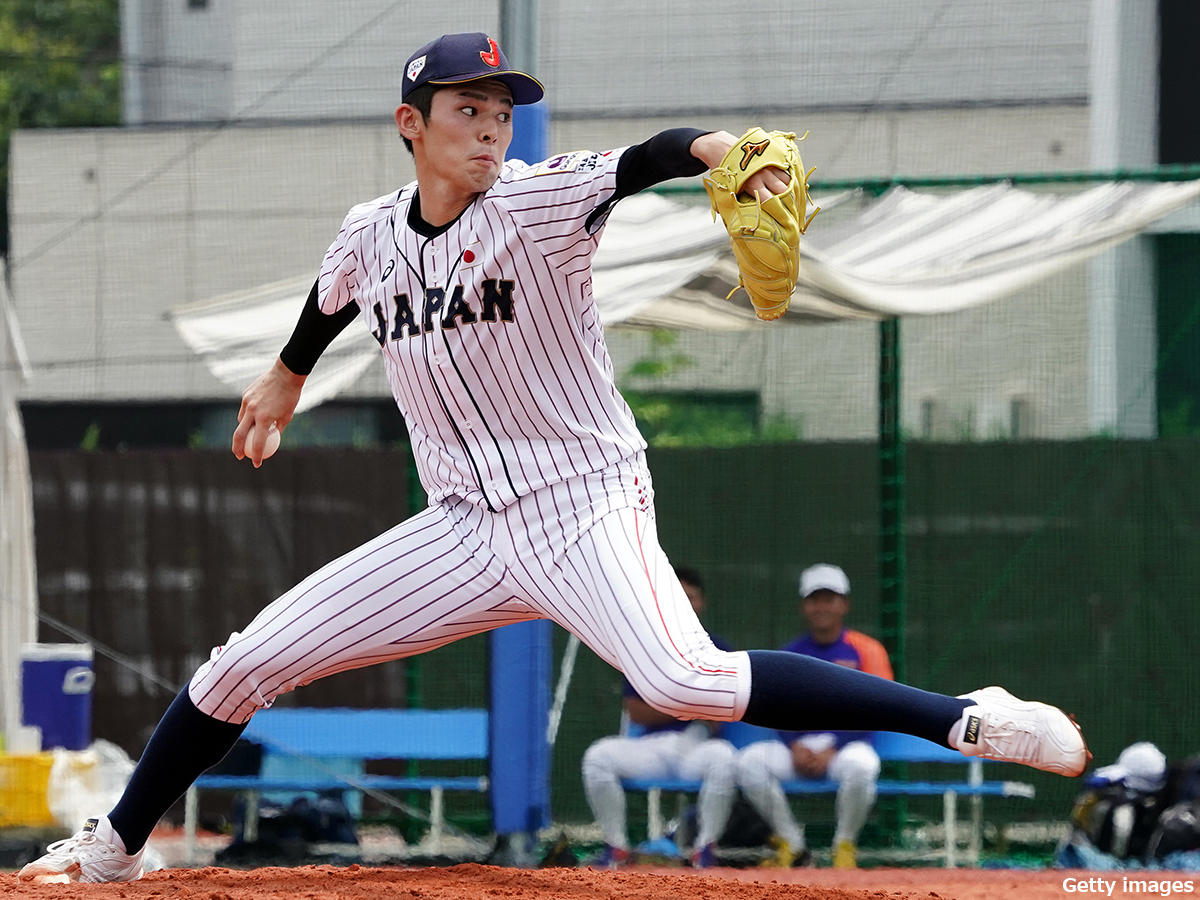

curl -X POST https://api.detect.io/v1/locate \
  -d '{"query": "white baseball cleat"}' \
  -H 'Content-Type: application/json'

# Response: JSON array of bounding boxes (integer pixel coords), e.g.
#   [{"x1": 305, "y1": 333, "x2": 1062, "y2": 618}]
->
[
  {"x1": 17, "y1": 815, "x2": 145, "y2": 884},
  {"x1": 950, "y1": 686, "x2": 1089, "y2": 777}
]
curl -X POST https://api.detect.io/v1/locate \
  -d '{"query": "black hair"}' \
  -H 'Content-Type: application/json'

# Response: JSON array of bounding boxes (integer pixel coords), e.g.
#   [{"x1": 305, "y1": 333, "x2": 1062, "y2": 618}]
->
[
  {"x1": 400, "y1": 83, "x2": 437, "y2": 155},
  {"x1": 673, "y1": 565, "x2": 705, "y2": 594}
]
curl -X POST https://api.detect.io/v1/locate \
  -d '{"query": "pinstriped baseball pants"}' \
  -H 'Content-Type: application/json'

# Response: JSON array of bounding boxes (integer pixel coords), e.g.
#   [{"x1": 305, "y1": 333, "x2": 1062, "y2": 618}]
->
[{"x1": 188, "y1": 456, "x2": 751, "y2": 725}]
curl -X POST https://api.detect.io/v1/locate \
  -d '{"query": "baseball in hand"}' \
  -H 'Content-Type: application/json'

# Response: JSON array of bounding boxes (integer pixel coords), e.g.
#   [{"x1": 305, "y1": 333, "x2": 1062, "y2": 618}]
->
[{"x1": 247, "y1": 421, "x2": 281, "y2": 461}]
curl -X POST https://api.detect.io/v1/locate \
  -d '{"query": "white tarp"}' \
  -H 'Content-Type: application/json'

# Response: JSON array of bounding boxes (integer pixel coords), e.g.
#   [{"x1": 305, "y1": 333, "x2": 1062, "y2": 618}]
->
[
  {"x1": 171, "y1": 180, "x2": 1200, "y2": 409},
  {"x1": 1, "y1": 260, "x2": 39, "y2": 749},
  {"x1": 168, "y1": 277, "x2": 380, "y2": 415},
  {"x1": 786, "y1": 180, "x2": 1200, "y2": 321}
]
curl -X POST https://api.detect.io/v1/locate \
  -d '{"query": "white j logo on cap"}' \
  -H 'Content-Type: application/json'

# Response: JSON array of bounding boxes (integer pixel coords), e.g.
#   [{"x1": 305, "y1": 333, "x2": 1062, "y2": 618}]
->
[{"x1": 407, "y1": 55, "x2": 426, "y2": 81}]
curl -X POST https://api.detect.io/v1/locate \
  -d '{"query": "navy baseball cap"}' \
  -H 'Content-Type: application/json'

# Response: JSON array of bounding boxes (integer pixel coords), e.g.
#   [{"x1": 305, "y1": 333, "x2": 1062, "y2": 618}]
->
[{"x1": 402, "y1": 32, "x2": 544, "y2": 106}]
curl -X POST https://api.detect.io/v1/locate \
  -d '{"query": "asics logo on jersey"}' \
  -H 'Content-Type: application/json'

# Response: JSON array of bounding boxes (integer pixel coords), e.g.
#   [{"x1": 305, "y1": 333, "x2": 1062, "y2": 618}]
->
[
  {"x1": 371, "y1": 279, "x2": 516, "y2": 345},
  {"x1": 480, "y1": 38, "x2": 501, "y2": 68}
]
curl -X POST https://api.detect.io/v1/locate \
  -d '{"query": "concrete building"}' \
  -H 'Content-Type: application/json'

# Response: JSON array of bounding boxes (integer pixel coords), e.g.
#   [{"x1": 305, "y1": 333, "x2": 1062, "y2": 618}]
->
[{"x1": 9, "y1": 0, "x2": 1196, "y2": 445}]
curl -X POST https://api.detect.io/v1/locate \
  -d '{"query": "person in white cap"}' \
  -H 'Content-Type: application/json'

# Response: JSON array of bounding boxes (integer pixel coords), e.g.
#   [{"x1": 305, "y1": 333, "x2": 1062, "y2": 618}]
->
[
  {"x1": 1091, "y1": 742, "x2": 1168, "y2": 794},
  {"x1": 1063, "y1": 742, "x2": 1169, "y2": 861},
  {"x1": 736, "y1": 564, "x2": 893, "y2": 869}
]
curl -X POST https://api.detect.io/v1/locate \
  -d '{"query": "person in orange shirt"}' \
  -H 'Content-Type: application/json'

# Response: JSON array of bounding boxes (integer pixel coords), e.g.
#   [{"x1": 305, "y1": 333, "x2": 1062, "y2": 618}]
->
[{"x1": 735, "y1": 564, "x2": 894, "y2": 869}]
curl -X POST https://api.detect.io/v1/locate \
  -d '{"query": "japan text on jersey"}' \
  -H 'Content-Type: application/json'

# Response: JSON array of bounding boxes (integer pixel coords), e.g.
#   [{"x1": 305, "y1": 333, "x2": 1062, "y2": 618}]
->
[{"x1": 318, "y1": 150, "x2": 645, "y2": 512}]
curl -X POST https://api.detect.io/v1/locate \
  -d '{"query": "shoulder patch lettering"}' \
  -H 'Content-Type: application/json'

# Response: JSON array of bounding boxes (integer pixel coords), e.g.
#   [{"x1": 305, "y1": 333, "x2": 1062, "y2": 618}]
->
[{"x1": 529, "y1": 151, "x2": 601, "y2": 177}]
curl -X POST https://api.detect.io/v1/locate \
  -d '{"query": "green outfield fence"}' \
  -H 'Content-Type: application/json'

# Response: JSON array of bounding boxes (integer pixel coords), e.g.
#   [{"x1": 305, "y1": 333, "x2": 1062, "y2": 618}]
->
[{"x1": 23, "y1": 436, "x2": 1200, "y2": 835}]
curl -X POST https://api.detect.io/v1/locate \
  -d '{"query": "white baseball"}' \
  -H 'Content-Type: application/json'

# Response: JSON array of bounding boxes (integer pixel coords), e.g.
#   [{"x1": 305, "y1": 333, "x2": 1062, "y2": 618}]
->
[{"x1": 247, "y1": 421, "x2": 281, "y2": 461}]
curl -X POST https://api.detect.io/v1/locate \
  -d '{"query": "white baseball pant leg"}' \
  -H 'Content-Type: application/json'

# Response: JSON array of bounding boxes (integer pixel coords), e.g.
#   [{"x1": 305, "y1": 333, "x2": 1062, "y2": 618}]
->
[
  {"x1": 522, "y1": 509, "x2": 750, "y2": 722},
  {"x1": 582, "y1": 731, "x2": 687, "y2": 850},
  {"x1": 462, "y1": 469, "x2": 753, "y2": 723},
  {"x1": 736, "y1": 740, "x2": 806, "y2": 849},
  {"x1": 736, "y1": 739, "x2": 881, "y2": 850},
  {"x1": 190, "y1": 460, "x2": 751, "y2": 730},
  {"x1": 827, "y1": 740, "x2": 881, "y2": 845},
  {"x1": 677, "y1": 736, "x2": 738, "y2": 848},
  {"x1": 188, "y1": 502, "x2": 531, "y2": 722}
]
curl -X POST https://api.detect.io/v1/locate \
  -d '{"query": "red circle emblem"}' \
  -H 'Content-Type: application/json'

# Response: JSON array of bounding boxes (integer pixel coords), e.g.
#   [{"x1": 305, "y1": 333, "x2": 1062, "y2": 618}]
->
[{"x1": 463, "y1": 250, "x2": 476, "y2": 263}]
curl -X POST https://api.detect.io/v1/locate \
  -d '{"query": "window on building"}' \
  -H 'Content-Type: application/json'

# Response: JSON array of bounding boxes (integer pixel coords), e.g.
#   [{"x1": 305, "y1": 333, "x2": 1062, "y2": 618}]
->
[
  {"x1": 1155, "y1": 235, "x2": 1200, "y2": 437},
  {"x1": 1159, "y1": 0, "x2": 1200, "y2": 163},
  {"x1": 919, "y1": 398, "x2": 937, "y2": 441},
  {"x1": 1010, "y1": 396, "x2": 1033, "y2": 440}
]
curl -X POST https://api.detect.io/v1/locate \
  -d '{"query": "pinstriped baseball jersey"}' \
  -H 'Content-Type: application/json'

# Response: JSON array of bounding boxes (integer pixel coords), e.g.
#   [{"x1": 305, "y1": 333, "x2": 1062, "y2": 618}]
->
[
  {"x1": 318, "y1": 149, "x2": 643, "y2": 512},
  {"x1": 188, "y1": 127, "x2": 752, "y2": 731}
]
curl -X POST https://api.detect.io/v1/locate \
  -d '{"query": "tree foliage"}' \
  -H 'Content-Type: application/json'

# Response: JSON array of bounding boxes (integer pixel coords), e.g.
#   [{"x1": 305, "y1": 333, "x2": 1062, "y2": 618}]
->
[
  {"x1": 1, "y1": 0, "x2": 122, "y2": 257},
  {"x1": 619, "y1": 329, "x2": 799, "y2": 447}
]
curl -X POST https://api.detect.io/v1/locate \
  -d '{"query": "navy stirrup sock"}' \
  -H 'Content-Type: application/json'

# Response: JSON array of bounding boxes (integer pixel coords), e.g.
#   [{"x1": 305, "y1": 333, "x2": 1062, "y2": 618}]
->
[
  {"x1": 107, "y1": 688, "x2": 247, "y2": 854},
  {"x1": 741, "y1": 650, "x2": 971, "y2": 747}
]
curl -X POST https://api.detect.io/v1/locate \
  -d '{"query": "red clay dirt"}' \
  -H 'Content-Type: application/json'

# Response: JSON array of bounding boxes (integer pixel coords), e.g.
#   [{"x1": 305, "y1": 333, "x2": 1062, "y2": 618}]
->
[{"x1": 6, "y1": 864, "x2": 1194, "y2": 900}]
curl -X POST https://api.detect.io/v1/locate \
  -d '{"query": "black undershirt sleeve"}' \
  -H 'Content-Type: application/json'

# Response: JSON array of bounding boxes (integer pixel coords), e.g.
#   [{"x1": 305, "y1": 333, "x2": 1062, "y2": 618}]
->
[
  {"x1": 613, "y1": 127, "x2": 711, "y2": 199},
  {"x1": 585, "y1": 127, "x2": 711, "y2": 233},
  {"x1": 278, "y1": 278, "x2": 360, "y2": 376}
]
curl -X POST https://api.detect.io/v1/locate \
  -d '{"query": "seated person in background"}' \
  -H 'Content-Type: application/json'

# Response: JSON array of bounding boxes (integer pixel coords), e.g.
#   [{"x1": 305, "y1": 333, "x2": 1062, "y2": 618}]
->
[
  {"x1": 1061, "y1": 742, "x2": 1173, "y2": 864},
  {"x1": 582, "y1": 566, "x2": 736, "y2": 869},
  {"x1": 736, "y1": 564, "x2": 893, "y2": 869}
]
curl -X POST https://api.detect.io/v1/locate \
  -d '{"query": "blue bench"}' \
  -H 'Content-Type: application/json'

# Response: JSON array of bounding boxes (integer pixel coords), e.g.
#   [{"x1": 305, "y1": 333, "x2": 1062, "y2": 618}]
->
[
  {"x1": 622, "y1": 722, "x2": 1035, "y2": 867},
  {"x1": 182, "y1": 707, "x2": 489, "y2": 862}
]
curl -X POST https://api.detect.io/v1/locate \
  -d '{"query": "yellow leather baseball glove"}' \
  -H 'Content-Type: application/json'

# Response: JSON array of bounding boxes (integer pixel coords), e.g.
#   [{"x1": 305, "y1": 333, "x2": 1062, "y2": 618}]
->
[{"x1": 703, "y1": 128, "x2": 818, "y2": 321}]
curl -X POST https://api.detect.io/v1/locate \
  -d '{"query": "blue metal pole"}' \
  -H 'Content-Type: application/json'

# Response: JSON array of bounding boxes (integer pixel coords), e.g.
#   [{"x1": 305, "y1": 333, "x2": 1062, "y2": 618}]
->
[{"x1": 489, "y1": 1, "x2": 553, "y2": 859}]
